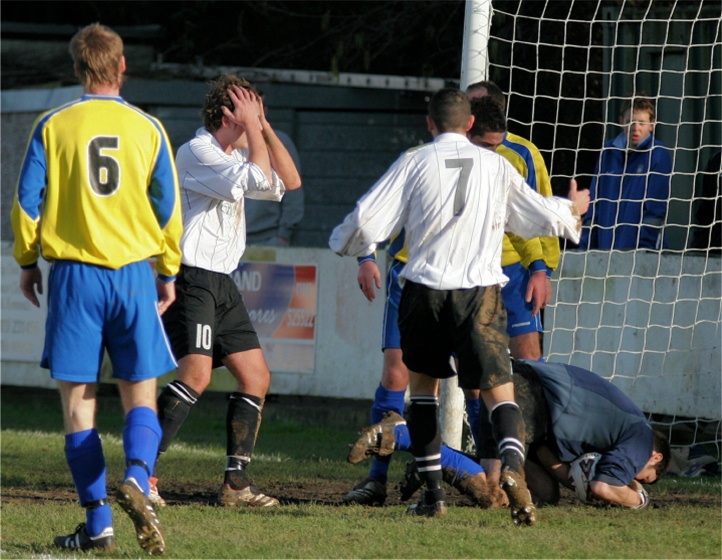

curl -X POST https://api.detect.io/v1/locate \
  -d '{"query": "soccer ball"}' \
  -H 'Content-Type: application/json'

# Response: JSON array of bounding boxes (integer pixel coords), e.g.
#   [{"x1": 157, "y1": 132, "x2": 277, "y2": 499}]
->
[{"x1": 568, "y1": 452, "x2": 602, "y2": 503}]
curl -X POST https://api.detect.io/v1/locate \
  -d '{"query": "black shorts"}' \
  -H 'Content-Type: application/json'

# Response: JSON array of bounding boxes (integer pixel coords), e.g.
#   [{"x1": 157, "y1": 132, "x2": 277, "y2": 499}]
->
[
  {"x1": 163, "y1": 265, "x2": 261, "y2": 368},
  {"x1": 398, "y1": 281, "x2": 512, "y2": 390}
]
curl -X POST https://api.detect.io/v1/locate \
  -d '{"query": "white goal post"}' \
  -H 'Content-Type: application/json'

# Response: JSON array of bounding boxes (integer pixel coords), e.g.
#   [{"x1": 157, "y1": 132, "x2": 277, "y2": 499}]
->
[{"x1": 447, "y1": 0, "x2": 721, "y2": 455}]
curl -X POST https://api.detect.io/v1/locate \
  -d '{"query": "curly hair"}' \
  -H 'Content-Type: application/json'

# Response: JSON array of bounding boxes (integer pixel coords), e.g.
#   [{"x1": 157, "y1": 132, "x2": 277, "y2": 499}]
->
[{"x1": 201, "y1": 74, "x2": 260, "y2": 132}]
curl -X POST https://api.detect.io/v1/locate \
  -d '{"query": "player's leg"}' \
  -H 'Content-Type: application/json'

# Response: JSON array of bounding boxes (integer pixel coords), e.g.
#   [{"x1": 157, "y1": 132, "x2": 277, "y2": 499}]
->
[
  {"x1": 153, "y1": 266, "x2": 214, "y2": 506},
  {"x1": 217, "y1": 347, "x2": 278, "y2": 506},
  {"x1": 398, "y1": 281, "x2": 454, "y2": 518},
  {"x1": 406, "y1": 370, "x2": 446, "y2": 517},
  {"x1": 106, "y1": 261, "x2": 174, "y2": 555},
  {"x1": 45, "y1": 262, "x2": 115, "y2": 551},
  {"x1": 464, "y1": 264, "x2": 543, "y2": 447},
  {"x1": 345, "y1": 258, "x2": 407, "y2": 506},
  {"x1": 214, "y1": 273, "x2": 277, "y2": 507},
  {"x1": 56, "y1": 381, "x2": 116, "y2": 551},
  {"x1": 456, "y1": 284, "x2": 536, "y2": 526}
]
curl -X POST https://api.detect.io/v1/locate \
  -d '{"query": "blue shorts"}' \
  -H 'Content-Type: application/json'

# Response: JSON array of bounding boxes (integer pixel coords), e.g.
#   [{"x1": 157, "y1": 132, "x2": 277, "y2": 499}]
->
[
  {"x1": 381, "y1": 259, "x2": 405, "y2": 350},
  {"x1": 42, "y1": 260, "x2": 177, "y2": 383},
  {"x1": 501, "y1": 262, "x2": 543, "y2": 338}
]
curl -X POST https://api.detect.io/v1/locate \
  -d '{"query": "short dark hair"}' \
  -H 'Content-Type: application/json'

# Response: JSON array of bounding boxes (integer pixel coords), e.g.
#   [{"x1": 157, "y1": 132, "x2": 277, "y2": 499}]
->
[
  {"x1": 469, "y1": 97, "x2": 507, "y2": 137},
  {"x1": 652, "y1": 429, "x2": 671, "y2": 478},
  {"x1": 201, "y1": 74, "x2": 260, "y2": 132},
  {"x1": 428, "y1": 88, "x2": 471, "y2": 133},
  {"x1": 466, "y1": 80, "x2": 507, "y2": 111}
]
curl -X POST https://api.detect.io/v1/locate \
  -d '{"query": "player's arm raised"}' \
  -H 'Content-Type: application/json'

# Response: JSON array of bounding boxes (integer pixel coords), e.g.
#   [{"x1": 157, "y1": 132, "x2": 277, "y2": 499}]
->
[{"x1": 258, "y1": 97, "x2": 301, "y2": 191}]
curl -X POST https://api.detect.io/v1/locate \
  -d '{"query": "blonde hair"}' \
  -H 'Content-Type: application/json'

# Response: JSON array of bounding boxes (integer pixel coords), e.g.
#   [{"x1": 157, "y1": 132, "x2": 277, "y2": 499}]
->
[{"x1": 69, "y1": 23, "x2": 124, "y2": 90}]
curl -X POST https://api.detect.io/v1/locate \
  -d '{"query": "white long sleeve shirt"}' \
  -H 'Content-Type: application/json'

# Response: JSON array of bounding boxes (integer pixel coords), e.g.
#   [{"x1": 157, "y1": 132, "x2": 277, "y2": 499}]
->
[
  {"x1": 176, "y1": 127, "x2": 286, "y2": 274},
  {"x1": 329, "y1": 132, "x2": 582, "y2": 290}
]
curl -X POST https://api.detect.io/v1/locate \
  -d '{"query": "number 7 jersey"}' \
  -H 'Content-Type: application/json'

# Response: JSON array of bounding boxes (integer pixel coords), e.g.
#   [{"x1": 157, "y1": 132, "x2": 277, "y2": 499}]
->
[
  {"x1": 11, "y1": 94, "x2": 183, "y2": 279},
  {"x1": 329, "y1": 132, "x2": 582, "y2": 291}
]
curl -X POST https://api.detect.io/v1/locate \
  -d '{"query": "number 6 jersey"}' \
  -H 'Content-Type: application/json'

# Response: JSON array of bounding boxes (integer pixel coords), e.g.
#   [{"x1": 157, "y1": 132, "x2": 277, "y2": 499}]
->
[{"x1": 11, "y1": 94, "x2": 183, "y2": 279}]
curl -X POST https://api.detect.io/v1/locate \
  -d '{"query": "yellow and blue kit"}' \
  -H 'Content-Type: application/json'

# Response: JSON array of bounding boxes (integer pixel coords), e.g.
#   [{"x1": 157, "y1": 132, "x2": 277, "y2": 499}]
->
[{"x1": 11, "y1": 94, "x2": 182, "y2": 279}]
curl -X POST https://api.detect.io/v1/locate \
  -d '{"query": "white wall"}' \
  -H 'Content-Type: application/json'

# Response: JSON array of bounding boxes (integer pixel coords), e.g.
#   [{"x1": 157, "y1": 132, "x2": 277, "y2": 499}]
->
[
  {"x1": 2, "y1": 242, "x2": 719, "y2": 421},
  {"x1": 0, "y1": 242, "x2": 387, "y2": 400}
]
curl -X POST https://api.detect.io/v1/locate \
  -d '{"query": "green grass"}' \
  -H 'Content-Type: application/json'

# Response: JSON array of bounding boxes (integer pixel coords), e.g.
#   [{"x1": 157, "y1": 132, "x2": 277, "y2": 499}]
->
[{"x1": 2, "y1": 385, "x2": 720, "y2": 559}]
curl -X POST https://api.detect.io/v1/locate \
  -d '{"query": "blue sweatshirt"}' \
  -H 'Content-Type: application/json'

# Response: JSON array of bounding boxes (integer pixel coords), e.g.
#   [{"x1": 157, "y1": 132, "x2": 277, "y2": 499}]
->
[{"x1": 579, "y1": 132, "x2": 672, "y2": 250}]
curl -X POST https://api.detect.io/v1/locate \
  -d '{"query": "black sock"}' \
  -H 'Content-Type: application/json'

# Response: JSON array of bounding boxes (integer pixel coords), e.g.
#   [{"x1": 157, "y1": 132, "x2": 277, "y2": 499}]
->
[
  {"x1": 490, "y1": 401, "x2": 526, "y2": 468},
  {"x1": 408, "y1": 396, "x2": 443, "y2": 495},
  {"x1": 224, "y1": 392, "x2": 264, "y2": 488},
  {"x1": 157, "y1": 380, "x2": 199, "y2": 456}
]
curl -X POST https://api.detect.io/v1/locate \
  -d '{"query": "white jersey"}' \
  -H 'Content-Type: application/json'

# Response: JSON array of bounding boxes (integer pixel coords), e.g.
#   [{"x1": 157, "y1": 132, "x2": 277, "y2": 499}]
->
[
  {"x1": 176, "y1": 127, "x2": 286, "y2": 274},
  {"x1": 329, "y1": 132, "x2": 582, "y2": 290}
]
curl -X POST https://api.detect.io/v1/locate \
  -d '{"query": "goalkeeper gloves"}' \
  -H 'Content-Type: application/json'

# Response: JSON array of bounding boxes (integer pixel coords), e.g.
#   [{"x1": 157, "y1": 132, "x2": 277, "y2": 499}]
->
[{"x1": 631, "y1": 486, "x2": 650, "y2": 509}]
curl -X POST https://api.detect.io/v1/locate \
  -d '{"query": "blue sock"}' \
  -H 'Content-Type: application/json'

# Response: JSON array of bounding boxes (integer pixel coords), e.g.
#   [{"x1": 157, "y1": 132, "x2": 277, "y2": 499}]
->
[
  {"x1": 370, "y1": 384, "x2": 405, "y2": 424},
  {"x1": 123, "y1": 406, "x2": 162, "y2": 495},
  {"x1": 65, "y1": 429, "x2": 112, "y2": 536},
  {"x1": 367, "y1": 384, "x2": 406, "y2": 484},
  {"x1": 465, "y1": 397, "x2": 481, "y2": 448},
  {"x1": 368, "y1": 457, "x2": 390, "y2": 484},
  {"x1": 394, "y1": 424, "x2": 411, "y2": 451},
  {"x1": 440, "y1": 444, "x2": 484, "y2": 481}
]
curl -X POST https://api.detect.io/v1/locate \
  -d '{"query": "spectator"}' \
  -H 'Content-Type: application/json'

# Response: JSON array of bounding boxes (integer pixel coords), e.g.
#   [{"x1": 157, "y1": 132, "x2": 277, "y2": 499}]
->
[{"x1": 578, "y1": 95, "x2": 672, "y2": 250}]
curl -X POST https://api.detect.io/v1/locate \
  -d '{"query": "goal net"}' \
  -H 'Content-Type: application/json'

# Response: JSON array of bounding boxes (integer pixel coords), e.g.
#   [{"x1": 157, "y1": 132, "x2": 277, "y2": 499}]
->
[{"x1": 470, "y1": 0, "x2": 721, "y2": 457}]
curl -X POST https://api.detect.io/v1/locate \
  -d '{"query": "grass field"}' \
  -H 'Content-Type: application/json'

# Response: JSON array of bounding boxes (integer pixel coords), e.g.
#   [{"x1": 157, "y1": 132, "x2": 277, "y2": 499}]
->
[{"x1": 1, "y1": 384, "x2": 720, "y2": 559}]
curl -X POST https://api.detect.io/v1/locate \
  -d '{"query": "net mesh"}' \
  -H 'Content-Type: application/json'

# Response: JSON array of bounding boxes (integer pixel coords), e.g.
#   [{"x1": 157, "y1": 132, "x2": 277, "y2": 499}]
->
[{"x1": 476, "y1": 0, "x2": 721, "y2": 455}]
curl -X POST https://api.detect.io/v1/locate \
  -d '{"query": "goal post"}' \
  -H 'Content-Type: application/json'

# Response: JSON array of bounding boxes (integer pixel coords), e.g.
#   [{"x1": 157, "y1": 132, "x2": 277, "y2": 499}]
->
[{"x1": 449, "y1": 0, "x2": 721, "y2": 455}]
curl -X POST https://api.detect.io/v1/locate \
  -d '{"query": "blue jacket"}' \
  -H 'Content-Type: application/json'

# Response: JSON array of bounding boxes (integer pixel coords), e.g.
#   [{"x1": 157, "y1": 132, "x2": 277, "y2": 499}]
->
[{"x1": 579, "y1": 132, "x2": 672, "y2": 250}]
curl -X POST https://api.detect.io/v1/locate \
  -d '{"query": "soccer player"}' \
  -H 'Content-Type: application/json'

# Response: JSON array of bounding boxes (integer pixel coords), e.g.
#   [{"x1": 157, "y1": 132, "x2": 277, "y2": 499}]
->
[
  {"x1": 349, "y1": 360, "x2": 670, "y2": 509},
  {"x1": 151, "y1": 74, "x2": 301, "y2": 508},
  {"x1": 477, "y1": 360, "x2": 671, "y2": 509},
  {"x1": 330, "y1": 88, "x2": 589, "y2": 524},
  {"x1": 463, "y1": 81, "x2": 563, "y2": 454},
  {"x1": 10, "y1": 23, "x2": 182, "y2": 555},
  {"x1": 342, "y1": 94, "x2": 570, "y2": 509},
  {"x1": 466, "y1": 81, "x2": 559, "y2": 363}
]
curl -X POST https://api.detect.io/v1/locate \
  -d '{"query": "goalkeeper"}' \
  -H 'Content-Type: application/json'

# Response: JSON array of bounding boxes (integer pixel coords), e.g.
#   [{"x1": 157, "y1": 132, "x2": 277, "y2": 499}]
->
[
  {"x1": 351, "y1": 360, "x2": 670, "y2": 509},
  {"x1": 474, "y1": 360, "x2": 670, "y2": 509}
]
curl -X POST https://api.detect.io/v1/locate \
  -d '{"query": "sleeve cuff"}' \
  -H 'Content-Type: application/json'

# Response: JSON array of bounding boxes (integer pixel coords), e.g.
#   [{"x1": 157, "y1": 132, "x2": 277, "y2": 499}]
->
[
  {"x1": 357, "y1": 254, "x2": 376, "y2": 265},
  {"x1": 528, "y1": 259, "x2": 547, "y2": 275},
  {"x1": 20, "y1": 263, "x2": 38, "y2": 270},
  {"x1": 156, "y1": 274, "x2": 176, "y2": 283}
]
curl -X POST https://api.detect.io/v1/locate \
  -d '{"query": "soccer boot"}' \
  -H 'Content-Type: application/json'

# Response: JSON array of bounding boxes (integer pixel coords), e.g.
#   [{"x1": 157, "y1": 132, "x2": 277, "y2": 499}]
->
[
  {"x1": 347, "y1": 411, "x2": 406, "y2": 464},
  {"x1": 116, "y1": 477, "x2": 167, "y2": 555},
  {"x1": 54, "y1": 523, "x2": 117, "y2": 552},
  {"x1": 343, "y1": 476, "x2": 387, "y2": 506},
  {"x1": 406, "y1": 490, "x2": 448, "y2": 518},
  {"x1": 398, "y1": 460, "x2": 423, "y2": 501},
  {"x1": 148, "y1": 476, "x2": 167, "y2": 509},
  {"x1": 217, "y1": 483, "x2": 280, "y2": 507},
  {"x1": 499, "y1": 457, "x2": 537, "y2": 526}
]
